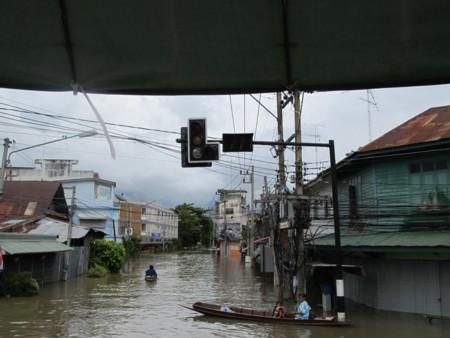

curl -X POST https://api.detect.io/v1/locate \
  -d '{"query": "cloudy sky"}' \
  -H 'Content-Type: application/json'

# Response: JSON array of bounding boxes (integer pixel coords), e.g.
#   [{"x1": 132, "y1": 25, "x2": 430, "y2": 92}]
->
[{"x1": 1, "y1": 83, "x2": 449, "y2": 210}]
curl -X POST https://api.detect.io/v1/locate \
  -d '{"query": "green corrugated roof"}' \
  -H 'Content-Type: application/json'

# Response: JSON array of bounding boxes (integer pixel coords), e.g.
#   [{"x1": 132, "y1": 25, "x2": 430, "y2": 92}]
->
[
  {"x1": 311, "y1": 229, "x2": 450, "y2": 248},
  {"x1": 0, "y1": 233, "x2": 72, "y2": 255}
]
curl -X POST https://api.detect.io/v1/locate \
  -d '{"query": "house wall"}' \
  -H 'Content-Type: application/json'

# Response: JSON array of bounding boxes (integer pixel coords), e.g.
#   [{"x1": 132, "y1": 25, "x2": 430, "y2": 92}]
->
[
  {"x1": 337, "y1": 154, "x2": 450, "y2": 227},
  {"x1": 118, "y1": 202, "x2": 142, "y2": 238},
  {"x1": 141, "y1": 204, "x2": 178, "y2": 240},
  {"x1": 343, "y1": 258, "x2": 450, "y2": 317},
  {"x1": 65, "y1": 181, "x2": 117, "y2": 240},
  {"x1": 3, "y1": 252, "x2": 64, "y2": 285}
]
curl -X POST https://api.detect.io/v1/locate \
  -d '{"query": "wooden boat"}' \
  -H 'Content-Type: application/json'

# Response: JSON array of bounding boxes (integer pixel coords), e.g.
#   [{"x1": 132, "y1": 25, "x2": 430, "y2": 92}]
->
[
  {"x1": 145, "y1": 275, "x2": 157, "y2": 282},
  {"x1": 181, "y1": 302, "x2": 351, "y2": 327}
]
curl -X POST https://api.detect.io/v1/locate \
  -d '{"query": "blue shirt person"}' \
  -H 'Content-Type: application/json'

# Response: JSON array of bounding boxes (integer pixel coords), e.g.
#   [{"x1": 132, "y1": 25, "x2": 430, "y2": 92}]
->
[
  {"x1": 145, "y1": 265, "x2": 157, "y2": 277},
  {"x1": 295, "y1": 294, "x2": 311, "y2": 320}
]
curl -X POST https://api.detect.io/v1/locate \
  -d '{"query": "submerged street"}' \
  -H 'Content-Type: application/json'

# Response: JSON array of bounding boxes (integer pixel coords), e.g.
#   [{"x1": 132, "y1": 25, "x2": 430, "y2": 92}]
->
[{"x1": 0, "y1": 253, "x2": 449, "y2": 338}]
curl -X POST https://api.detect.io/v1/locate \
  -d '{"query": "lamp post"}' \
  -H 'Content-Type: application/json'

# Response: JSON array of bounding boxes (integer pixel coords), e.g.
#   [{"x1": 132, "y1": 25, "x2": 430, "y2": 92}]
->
[{"x1": 0, "y1": 130, "x2": 97, "y2": 197}]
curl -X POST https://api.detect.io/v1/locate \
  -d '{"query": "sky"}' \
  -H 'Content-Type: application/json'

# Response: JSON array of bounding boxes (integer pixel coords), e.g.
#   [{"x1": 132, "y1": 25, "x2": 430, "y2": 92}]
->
[{"x1": 0, "y1": 83, "x2": 449, "y2": 210}]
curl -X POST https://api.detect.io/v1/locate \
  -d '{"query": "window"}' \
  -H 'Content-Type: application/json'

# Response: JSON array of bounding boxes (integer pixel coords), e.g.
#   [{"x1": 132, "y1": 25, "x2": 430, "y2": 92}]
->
[
  {"x1": 436, "y1": 160, "x2": 448, "y2": 170},
  {"x1": 225, "y1": 208, "x2": 234, "y2": 215},
  {"x1": 409, "y1": 163, "x2": 421, "y2": 173},
  {"x1": 349, "y1": 185, "x2": 358, "y2": 220},
  {"x1": 422, "y1": 162, "x2": 434, "y2": 172}
]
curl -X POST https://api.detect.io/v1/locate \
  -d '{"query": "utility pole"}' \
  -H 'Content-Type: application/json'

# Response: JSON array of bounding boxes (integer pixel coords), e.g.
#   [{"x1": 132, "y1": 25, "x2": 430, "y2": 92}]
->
[
  {"x1": 0, "y1": 138, "x2": 11, "y2": 199},
  {"x1": 250, "y1": 165, "x2": 255, "y2": 259},
  {"x1": 62, "y1": 186, "x2": 76, "y2": 281},
  {"x1": 223, "y1": 200, "x2": 228, "y2": 257},
  {"x1": 294, "y1": 91, "x2": 306, "y2": 298},
  {"x1": 272, "y1": 92, "x2": 285, "y2": 301},
  {"x1": 244, "y1": 165, "x2": 255, "y2": 263}
]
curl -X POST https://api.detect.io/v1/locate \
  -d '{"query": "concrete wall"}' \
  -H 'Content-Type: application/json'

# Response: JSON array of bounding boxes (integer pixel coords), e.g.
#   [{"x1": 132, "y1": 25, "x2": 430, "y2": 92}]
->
[{"x1": 344, "y1": 258, "x2": 450, "y2": 317}]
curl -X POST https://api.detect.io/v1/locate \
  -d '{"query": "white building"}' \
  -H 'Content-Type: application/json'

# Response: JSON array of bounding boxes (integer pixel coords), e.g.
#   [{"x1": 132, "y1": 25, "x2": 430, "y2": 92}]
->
[
  {"x1": 140, "y1": 202, "x2": 178, "y2": 242},
  {"x1": 214, "y1": 189, "x2": 248, "y2": 257}
]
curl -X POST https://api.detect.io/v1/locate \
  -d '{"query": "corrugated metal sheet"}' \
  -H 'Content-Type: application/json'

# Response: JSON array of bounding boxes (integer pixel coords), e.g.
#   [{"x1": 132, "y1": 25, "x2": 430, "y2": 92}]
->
[
  {"x1": 311, "y1": 228, "x2": 450, "y2": 248},
  {"x1": 28, "y1": 218, "x2": 89, "y2": 242},
  {"x1": 77, "y1": 210, "x2": 107, "y2": 220},
  {"x1": 360, "y1": 105, "x2": 450, "y2": 152},
  {"x1": 0, "y1": 181, "x2": 68, "y2": 227},
  {"x1": 0, "y1": 233, "x2": 72, "y2": 255}
]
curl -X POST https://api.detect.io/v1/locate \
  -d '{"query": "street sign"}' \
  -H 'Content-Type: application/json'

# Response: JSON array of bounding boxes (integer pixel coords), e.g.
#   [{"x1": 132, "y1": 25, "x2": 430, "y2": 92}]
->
[{"x1": 222, "y1": 133, "x2": 253, "y2": 152}]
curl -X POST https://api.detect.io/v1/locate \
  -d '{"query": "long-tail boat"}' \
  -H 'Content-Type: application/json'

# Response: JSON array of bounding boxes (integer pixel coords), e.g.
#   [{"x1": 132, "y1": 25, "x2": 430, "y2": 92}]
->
[{"x1": 181, "y1": 302, "x2": 351, "y2": 327}]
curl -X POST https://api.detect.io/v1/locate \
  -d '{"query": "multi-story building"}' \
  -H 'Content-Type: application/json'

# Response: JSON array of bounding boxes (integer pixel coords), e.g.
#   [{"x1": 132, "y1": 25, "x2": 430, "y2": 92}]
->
[
  {"x1": 214, "y1": 189, "x2": 248, "y2": 257},
  {"x1": 141, "y1": 202, "x2": 178, "y2": 244},
  {"x1": 115, "y1": 197, "x2": 178, "y2": 247},
  {"x1": 306, "y1": 105, "x2": 450, "y2": 317}
]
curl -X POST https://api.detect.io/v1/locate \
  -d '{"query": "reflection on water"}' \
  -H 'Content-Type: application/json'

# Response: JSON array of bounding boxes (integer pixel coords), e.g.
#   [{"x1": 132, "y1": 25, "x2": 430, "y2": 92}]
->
[{"x1": 0, "y1": 252, "x2": 449, "y2": 338}]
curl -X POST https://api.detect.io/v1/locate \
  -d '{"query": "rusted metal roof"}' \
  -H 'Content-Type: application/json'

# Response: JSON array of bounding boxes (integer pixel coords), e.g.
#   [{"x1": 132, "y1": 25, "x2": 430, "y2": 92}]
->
[
  {"x1": 360, "y1": 105, "x2": 450, "y2": 152},
  {"x1": 0, "y1": 181, "x2": 68, "y2": 228}
]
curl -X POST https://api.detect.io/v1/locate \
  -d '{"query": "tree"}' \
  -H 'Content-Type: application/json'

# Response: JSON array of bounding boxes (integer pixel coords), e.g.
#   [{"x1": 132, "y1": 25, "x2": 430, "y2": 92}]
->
[{"x1": 174, "y1": 203, "x2": 212, "y2": 247}]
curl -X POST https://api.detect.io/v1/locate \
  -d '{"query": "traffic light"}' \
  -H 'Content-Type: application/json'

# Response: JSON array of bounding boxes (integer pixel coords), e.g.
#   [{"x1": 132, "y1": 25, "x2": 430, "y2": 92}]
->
[
  {"x1": 179, "y1": 127, "x2": 212, "y2": 168},
  {"x1": 187, "y1": 119, "x2": 219, "y2": 163}
]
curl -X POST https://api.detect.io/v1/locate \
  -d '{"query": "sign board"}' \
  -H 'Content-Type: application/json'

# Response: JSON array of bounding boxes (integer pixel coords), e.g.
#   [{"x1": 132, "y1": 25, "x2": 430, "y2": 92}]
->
[
  {"x1": 151, "y1": 232, "x2": 161, "y2": 239},
  {"x1": 222, "y1": 133, "x2": 253, "y2": 152},
  {"x1": 279, "y1": 221, "x2": 289, "y2": 229}
]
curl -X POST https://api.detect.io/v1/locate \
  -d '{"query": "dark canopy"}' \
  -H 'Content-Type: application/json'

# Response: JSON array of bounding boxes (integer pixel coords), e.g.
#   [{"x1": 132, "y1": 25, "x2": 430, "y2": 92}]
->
[{"x1": 0, "y1": 0, "x2": 449, "y2": 95}]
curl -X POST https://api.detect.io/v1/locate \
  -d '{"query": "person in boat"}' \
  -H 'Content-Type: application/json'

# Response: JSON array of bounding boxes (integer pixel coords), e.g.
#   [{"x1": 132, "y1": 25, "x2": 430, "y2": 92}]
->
[
  {"x1": 295, "y1": 293, "x2": 311, "y2": 320},
  {"x1": 145, "y1": 265, "x2": 157, "y2": 278},
  {"x1": 220, "y1": 305, "x2": 232, "y2": 312},
  {"x1": 272, "y1": 302, "x2": 285, "y2": 318}
]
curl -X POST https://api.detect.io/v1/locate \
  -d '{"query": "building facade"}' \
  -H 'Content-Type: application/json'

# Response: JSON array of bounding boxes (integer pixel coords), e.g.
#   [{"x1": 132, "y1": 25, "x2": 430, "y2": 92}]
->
[
  {"x1": 214, "y1": 189, "x2": 248, "y2": 257},
  {"x1": 306, "y1": 105, "x2": 450, "y2": 317}
]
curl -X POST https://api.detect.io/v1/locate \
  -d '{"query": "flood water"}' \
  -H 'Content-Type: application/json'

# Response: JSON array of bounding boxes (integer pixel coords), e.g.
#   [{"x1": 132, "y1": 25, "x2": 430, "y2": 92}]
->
[{"x1": 0, "y1": 252, "x2": 449, "y2": 338}]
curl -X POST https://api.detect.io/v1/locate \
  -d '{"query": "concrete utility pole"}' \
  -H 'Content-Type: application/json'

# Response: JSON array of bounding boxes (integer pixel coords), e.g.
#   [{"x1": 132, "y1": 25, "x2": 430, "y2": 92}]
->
[
  {"x1": 294, "y1": 91, "x2": 306, "y2": 298},
  {"x1": 223, "y1": 200, "x2": 228, "y2": 257},
  {"x1": 250, "y1": 165, "x2": 255, "y2": 258},
  {"x1": 245, "y1": 165, "x2": 255, "y2": 263},
  {"x1": 62, "y1": 186, "x2": 76, "y2": 281},
  {"x1": 272, "y1": 92, "x2": 285, "y2": 300},
  {"x1": 276, "y1": 93, "x2": 286, "y2": 192},
  {"x1": 0, "y1": 138, "x2": 11, "y2": 198}
]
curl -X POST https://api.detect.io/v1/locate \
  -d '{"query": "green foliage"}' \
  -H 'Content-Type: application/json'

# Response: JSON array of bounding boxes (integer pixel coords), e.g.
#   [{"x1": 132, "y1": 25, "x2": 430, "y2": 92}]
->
[
  {"x1": 174, "y1": 203, "x2": 213, "y2": 247},
  {"x1": 90, "y1": 239, "x2": 125, "y2": 273},
  {"x1": 0, "y1": 272, "x2": 39, "y2": 297},
  {"x1": 87, "y1": 263, "x2": 108, "y2": 278},
  {"x1": 122, "y1": 235, "x2": 142, "y2": 258}
]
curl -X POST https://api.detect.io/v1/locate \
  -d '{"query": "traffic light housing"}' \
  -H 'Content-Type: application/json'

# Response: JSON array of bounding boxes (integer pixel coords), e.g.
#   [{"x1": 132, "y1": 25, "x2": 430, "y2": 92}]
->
[
  {"x1": 180, "y1": 127, "x2": 212, "y2": 167},
  {"x1": 187, "y1": 119, "x2": 219, "y2": 163}
]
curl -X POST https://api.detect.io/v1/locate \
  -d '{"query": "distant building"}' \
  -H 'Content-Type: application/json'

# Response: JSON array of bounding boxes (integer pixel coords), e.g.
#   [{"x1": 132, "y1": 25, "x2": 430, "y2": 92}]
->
[
  {"x1": 214, "y1": 189, "x2": 248, "y2": 257},
  {"x1": 306, "y1": 105, "x2": 450, "y2": 317},
  {"x1": 115, "y1": 196, "x2": 178, "y2": 248}
]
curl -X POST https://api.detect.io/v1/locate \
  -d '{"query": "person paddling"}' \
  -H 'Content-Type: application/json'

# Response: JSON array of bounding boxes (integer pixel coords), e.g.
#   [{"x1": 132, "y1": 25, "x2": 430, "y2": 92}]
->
[{"x1": 145, "y1": 265, "x2": 157, "y2": 278}]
